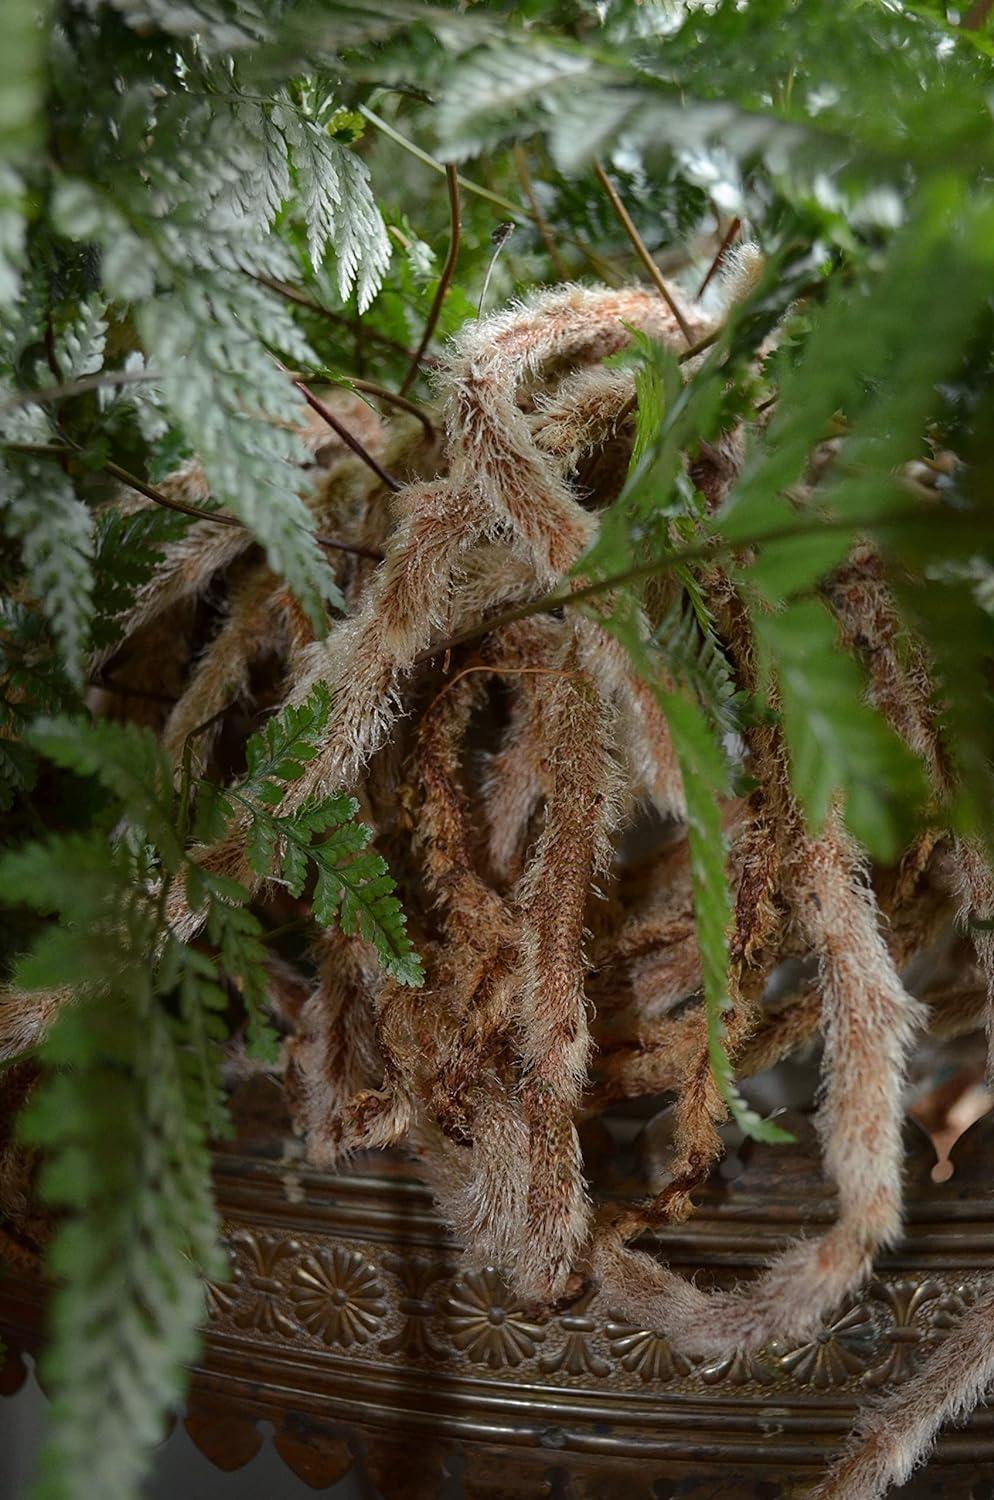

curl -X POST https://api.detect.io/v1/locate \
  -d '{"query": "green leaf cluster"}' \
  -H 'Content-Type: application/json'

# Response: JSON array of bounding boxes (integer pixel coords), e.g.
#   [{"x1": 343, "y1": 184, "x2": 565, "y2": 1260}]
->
[
  {"x1": 197, "y1": 684, "x2": 424, "y2": 988},
  {"x1": 0, "y1": 685, "x2": 419, "y2": 1498}
]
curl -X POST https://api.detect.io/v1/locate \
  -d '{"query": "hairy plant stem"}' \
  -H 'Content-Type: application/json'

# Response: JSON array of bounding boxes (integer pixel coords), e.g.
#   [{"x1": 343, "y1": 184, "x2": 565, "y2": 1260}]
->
[{"x1": 401, "y1": 164, "x2": 462, "y2": 395}]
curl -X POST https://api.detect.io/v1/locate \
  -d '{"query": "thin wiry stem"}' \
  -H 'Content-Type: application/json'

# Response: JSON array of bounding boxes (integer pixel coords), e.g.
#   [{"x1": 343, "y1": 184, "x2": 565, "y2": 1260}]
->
[
  {"x1": 3, "y1": 442, "x2": 384, "y2": 562},
  {"x1": 696, "y1": 216, "x2": 742, "y2": 299},
  {"x1": 286, "y1": 370, "x2": 436, "y2": 442},
  {"x1": 593, "y1": 159, "x2": 696, "y2": 345},
  {"x1": 401, "y1": 164, "x2": 462, "y2": 396},
  {"x1": 105, "y1": 458, "x2": 384, "y2": 562},
  {"x1": 513, "y1": 143, "x2": 568, "y2": 279},
  {"x1": 249, "y1": 272, "x2": 437, "y2": 367},
  {"x1": 360, "y1": 106, "x2": 616, "y2": 283},
  {"x1": 0, "y1": 367, "x2": 162, "y2": 415},
  {"x1": 289, "y1": 376, "x2": 404, "y2": 493},
  {"x1": 422, "y1": 502, "x2": 951, "y2": 660},
  {"x1": 678, "y1": 326, "x2": 723, "y2": 363},
  {"x1": 477, "y1": 223, "x2": 515, "y2": 318},
  {"x1": 350, "y1": 379, "x2": 436, "y2": 442},
  {"x1": 361, "y1": 106, "x2": 526, "y2": 219}
]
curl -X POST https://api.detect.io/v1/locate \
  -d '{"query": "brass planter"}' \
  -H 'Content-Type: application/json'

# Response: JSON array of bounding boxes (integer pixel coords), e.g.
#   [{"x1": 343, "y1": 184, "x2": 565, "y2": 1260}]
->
[{"x1": 2, "y1": 1081, "x2": 993, "y2": 1498}]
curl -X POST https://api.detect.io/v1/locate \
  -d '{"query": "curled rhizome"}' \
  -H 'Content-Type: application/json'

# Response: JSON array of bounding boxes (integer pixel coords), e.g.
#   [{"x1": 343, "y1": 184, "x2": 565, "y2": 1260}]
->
[{"x1": 5, "y1": 275, "x2": 994, "y2": 1500}]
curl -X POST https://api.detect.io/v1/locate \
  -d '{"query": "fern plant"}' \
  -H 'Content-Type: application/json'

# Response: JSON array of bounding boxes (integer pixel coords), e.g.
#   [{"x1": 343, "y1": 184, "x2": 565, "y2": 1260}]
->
[{"x1": 3, "y1": 3, "x2": 994, "y2": 1499}]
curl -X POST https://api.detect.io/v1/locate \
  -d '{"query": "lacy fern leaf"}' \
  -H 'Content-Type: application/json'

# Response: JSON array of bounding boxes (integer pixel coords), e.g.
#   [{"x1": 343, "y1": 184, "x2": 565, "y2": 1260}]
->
[
  {"x1": 655, "y1": 596, "x2": 743, "y2": 739},
  {"x1": 0, "y1": 455, "x2": 94, "y2": 688},
  {"x1": 23, "y1": 978, "x2": 224, "y2": 1500},
  {"x1": 28, "y1": 714, "x2": 184, "y2": 872},
  {"x1": 201, "y1": 686, "x2": 424, "y2": 987},
  {"x1": 285, "y1": 113, "x2": 391, "y2": 310},
  {"x1": 138, "y1": 278, "x2": 341, "y2": 629}
]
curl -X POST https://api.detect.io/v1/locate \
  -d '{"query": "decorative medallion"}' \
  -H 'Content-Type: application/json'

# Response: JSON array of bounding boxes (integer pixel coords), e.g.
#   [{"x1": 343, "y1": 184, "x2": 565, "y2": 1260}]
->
[
  {"x1": 775, "y1": 1299, "x2": 877, "y2": 1388},
  {"x1": 380, "y1": 1252, "x2": 451, "y2": 1360},
  {"x1": 697, "y1": 1347, "x2": 775, "y2": 1387},
  {"x1": 289, "y1": 1246, "x2": 386, "y2": 1347},
  {"x1": 446, "y1": 1268, "x2": 546, "y2": 1368},
  {"x1": 866, "y1": 1278, "x2": 973, "y2": 1387}
]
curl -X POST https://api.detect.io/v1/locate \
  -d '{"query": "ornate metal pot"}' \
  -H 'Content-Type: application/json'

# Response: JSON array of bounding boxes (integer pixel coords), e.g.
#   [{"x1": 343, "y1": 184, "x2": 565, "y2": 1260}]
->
[{"x1": 2, "y1": 1077, "x2": 993, "y2": 1498}]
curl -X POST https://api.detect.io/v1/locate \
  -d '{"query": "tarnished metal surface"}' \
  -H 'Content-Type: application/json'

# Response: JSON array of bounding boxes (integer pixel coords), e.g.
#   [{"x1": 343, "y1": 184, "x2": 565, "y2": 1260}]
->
[{"x1": 2, "y1": 1085, "x2": 993, "y2": 1497}]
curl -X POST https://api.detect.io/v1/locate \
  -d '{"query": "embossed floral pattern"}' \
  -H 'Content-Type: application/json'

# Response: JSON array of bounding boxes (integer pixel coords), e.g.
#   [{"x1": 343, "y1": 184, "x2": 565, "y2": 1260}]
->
[
  {"x1": 226, "y1": 1231, "x2": 301, "y2": 1337},
  {"x1": 446, "y1": 1269, "x2": 546, "y2": 1368},
  {"x1": 540, "y1": 1289, "x2": 610, "y2": 1377},
  {"x1": 698, "y1": 1348, "x2": 775, "y2": 1386},
  {"x1": 203, "y1": 1275, "x2": 239, "y2": 1322},
  {"x1": 776, "y1": 1300, "x2": 877, "y2": 1388},
  {"x1": 866, "y1": 1278, "x2": 969, "y2": 1386},
  {"x1": 290, "y1": 1246, "x2": 386, "y2": 1347},
  {"x1": 195, "y1": 1221, "x2": 986, "y2": 1408},
  {"x1": 605, "y1": 1321, "x2": 694, "y2": 1383},
  {"x1": 381, "y1": 1253, "x2": 451, "y2": 1359}
]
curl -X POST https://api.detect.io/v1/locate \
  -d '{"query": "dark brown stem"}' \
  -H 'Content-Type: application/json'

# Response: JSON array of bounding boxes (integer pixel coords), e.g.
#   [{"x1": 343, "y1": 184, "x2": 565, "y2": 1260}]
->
[
  {"x1": 513, "y1": 144, "x2": 568, "y2": 280},
  {"x1": 250, "y1": 273, "x2": 438, "y2": 368},
  {"x1": 0, "y1": 367, "x2": 162, "y2": 416},
  {"x1": 103, "y1": 459, "x2": 384, "y2": 561},
  {"x1": 4, "y1": 442, "x2": 383, "y2": 562},
  {"x1": 696, "y1": 217, "x2": 742, "y2": 300},
  {"x1": 350, "y1": 379, "x2": 436, "y2": 443},
  {"x1": 421, "y1": 502, "x2": 958, "y2": 661},
  {"x1": 400, "y1": 164, "x2": 461, "y2": 396},
  {"x1": 965, "y1": 0, "x2": 994, "y2": 27},
  {"x1": 284, "y1": 370, "x2": 436, "y2": 442},
  {"x1": 99, "y1": 459, "x2": 239, "y2": 525},
  {"x1": 593, "y1": 160, "x2": 696, "y2": 345},
  {"x1": 290, "y1": 376, "x2": 403, "y2": 494}
]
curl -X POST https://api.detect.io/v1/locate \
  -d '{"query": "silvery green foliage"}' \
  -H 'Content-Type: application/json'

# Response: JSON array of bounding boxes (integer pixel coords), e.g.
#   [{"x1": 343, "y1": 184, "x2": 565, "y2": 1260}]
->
[
  {"x1": 46, "y1": 294, "x2": 108, "y2": 382},
  {"x1": 0, "y1": 292, "x2": 109, "y2": 687},
  {"x1": 139, "y1": 276, "x2": 344, "y2": 622},
  {"x1": 0, "y1": 455, "x2": 94, "y2": 687},
  {"x1": 205, "y1": 88, "x2": 393, "y2": 310},
  {"x1": 0, "y1": 0, "x2": 55, "y2": 300},
  {"x1": 76, "y1": 0, "x2": 272, "y2": 50},
  {"x1": 1, "y1": 3, "x2": 395, "y2": 669},
  {"x1": 0, "y1": 165, "x2": 26, "y2": 304},
  {"x1": 281, "y1": 109, "x2": 392, "y2": 309}
]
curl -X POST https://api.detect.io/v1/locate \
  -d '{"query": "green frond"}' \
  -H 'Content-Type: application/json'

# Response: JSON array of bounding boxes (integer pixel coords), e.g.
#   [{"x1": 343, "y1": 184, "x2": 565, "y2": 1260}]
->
[
  {"x1": 655, "y1": 596, "x2": 743, "y2": 740},
  {"x1": 756, "y1": 598, "x2": 928, "y2": 863},
  {"x1": 27, "y1": 715, "x2": 184, "y2": 872},
  {"x1": 0, "y1": 456, "x2": 94, "y2": 688},
  {"x1": 22, "y1": 978, "x2": 224, "y2": 1500}
]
